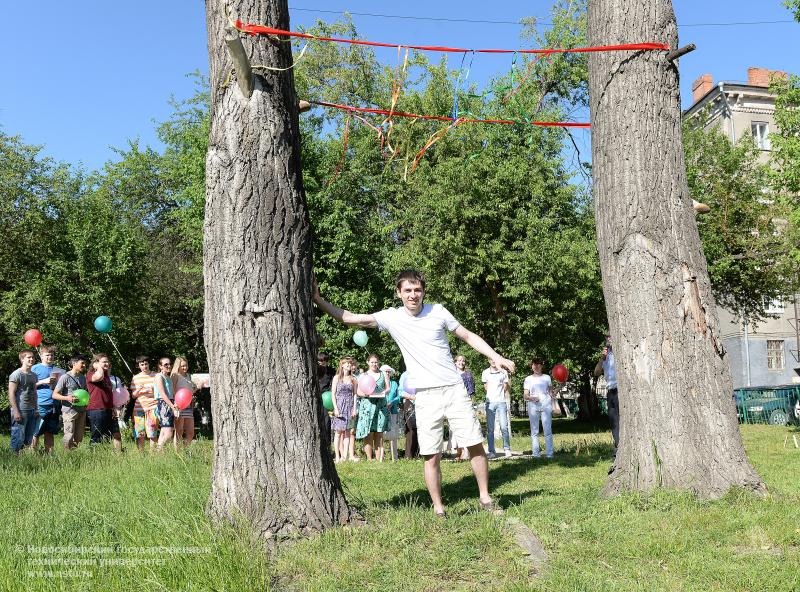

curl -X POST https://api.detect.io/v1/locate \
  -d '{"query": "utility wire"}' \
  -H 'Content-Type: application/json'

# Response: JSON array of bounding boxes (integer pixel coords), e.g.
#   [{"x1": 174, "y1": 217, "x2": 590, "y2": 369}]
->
[{"x1": 289, "y1": 6, "x2": 795, "y2": 29}]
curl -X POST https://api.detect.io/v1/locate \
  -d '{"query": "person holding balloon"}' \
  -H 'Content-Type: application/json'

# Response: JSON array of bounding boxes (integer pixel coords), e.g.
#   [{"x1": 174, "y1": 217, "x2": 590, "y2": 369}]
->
[
  {"x1": 523, "y1": 358, "x2": 557, "y2": 459},
  {"x1": 355, "y1": 354, "x2": 390, "y2": 462},
  {"x1": 86, "y1": 354, "x2": 123, "y2": 451},
  {"x1": 171, "y1": 356, "x2": 198, "y2": 448},
  {"x1": 52, "y1": 354, "x2": 89, "y2": 450},
  {"x1": 313, "y1": 269, "x2": 515, "y2": 516},
  {"x1": 153, "y1": 357, "x2": 179, "y2": 452},
  {"x1": 330, "y1": 357, "x2": 358, "y2": 463}
]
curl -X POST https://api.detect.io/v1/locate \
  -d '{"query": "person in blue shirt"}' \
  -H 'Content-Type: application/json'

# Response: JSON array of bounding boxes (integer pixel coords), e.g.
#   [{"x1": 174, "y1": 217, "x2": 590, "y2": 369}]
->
[{"x1": 31, "y1": 346, "x2": 65, "y2": 453}]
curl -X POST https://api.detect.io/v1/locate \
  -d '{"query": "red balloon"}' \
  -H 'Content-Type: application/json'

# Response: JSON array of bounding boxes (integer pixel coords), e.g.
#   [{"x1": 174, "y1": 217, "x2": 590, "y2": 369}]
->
[
  {"x1": 551, "y1": 364, "x2": 569, "y2": 383},
  {"x1": 175, "y1": 388, "x2": 193, "y2": 410},
  {"x1": 24, "y1": 329, "x2": 43, "y2": 347}
]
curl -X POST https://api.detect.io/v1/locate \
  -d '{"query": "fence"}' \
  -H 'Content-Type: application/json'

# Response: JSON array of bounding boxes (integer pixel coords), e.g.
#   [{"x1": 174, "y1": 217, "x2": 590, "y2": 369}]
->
[{"x1": 734, "y1": 385, "x2": 800, "y2": 426}]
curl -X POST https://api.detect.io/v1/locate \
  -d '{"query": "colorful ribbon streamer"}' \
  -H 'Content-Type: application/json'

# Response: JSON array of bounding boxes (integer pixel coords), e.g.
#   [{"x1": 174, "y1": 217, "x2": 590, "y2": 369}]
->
[{"x1": 235, "y1": 21, "x2": 670, "y2": 55}]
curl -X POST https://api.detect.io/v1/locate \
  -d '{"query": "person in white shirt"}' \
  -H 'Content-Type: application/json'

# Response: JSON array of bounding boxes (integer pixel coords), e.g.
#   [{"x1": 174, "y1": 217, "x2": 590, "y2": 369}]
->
[
  {"x1": 313, "y1": 269, "x2": 515, "y2": 517},
  {"x1": 523, "y1": 358, "x2": 555, "y2": 459},
  {"x1": 481, "y1": 361, "x2": 511, "y2": 458}
]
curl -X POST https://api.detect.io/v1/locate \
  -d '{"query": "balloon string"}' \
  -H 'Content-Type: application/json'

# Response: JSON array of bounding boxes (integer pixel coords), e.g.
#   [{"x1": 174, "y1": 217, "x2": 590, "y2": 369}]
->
[{"x1": 106, "y1": 334, "x2": 133, "y2": 377}]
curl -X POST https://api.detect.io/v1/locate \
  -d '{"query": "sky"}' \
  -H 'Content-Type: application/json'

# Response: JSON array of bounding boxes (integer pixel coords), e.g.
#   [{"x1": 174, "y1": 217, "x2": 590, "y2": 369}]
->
[{"x1": 1, "y1": 1, "x2": 798, "y2": 172}]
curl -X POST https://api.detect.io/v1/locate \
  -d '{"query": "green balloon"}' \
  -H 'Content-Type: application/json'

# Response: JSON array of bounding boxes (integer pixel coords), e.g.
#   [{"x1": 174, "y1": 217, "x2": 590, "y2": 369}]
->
[
  {"x1": 73, "y1": 389, "x2": 89, "y2": 407},
  {"x1": 353, "y1": 330, "x2": 369, "y2": 348},
  {"x1": 322, "y1": 390, "x2": 334, "y2": 412}
]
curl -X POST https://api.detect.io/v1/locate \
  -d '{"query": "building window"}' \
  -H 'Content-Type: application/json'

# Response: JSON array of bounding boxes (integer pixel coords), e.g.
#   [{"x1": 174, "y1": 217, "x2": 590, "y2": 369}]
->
[
  {"x1": 767, "y1": 340, "x2": 784, "y2": 371},
  {"x1": 764, "y1": 298, "x2": 785, "y2": 315},
  {"x1": 752, "y1": 122, "x2": 771, "y2": 150}
]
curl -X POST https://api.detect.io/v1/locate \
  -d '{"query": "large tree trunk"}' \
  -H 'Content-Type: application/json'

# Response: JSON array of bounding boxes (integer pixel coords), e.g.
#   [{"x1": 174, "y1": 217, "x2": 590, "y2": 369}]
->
[
  {"x1": 587, "y1": 0, "x2": 765, "y2": 498},
  {"x1": 204, "y1": 0, "x2": 352, "y2": 539}
]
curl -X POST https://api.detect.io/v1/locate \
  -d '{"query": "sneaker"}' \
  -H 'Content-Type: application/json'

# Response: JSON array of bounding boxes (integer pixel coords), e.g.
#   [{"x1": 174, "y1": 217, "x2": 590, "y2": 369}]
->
[
  {"x1": 487, "y1": 452, "x2": 497, "y2": 460},
  {"x1": 504, "y1": 449, "x2": 512, "y2": 458}
]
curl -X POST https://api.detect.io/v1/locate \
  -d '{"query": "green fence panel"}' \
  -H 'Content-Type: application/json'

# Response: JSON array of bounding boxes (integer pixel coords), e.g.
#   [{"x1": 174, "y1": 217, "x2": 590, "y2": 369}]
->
[{"x1": 733, "y1": 385, "x2": 800, "y2": 426}]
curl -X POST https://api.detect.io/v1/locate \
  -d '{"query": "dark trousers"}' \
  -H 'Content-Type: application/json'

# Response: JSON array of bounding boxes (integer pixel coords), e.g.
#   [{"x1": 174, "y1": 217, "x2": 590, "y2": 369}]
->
[{"x1": 607, "y1": 388, "x2": 620, "y2": 450}]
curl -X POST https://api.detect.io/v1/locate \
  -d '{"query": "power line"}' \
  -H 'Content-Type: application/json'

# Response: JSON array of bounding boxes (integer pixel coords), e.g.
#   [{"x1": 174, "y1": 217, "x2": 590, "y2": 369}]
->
[
  {"x1": 289, "y1": 6, "x2": 796, "y2": 28},
  {"x1": 289, "y1": 7, "x2": 532, "y2": 25}
]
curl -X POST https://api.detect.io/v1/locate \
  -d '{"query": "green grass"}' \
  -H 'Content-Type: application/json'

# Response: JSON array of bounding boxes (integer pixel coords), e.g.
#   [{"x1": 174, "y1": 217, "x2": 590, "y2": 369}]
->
[{"x1": 1, "y1": 421, "x2": 799, "y2": 591}]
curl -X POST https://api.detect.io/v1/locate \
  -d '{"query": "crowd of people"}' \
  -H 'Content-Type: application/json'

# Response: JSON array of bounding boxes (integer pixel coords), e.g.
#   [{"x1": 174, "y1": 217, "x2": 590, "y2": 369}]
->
[
  {"x1": 7, "y1": 267, "x2": 616, "y2": 519},
  {"x1": 318, "y1": 349, "x2": 567, "y2": 464},
  {"x1": 7, "y1": 347, "x2": 205, "y2": 454}
]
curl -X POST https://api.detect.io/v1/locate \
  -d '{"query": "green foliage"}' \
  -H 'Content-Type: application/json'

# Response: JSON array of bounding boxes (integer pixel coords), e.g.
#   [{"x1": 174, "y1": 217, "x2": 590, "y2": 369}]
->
[
  {"x1": 770, "y1": 74, "x2": 800, "y2": 196},
  {"x1": 786, "y1": 0, "x2": 800, "y2": 21},
  {"x1": 684, "y1": 120, "x2": 797, "y2": 321},
  {"x1": 301, "y1": 0, "x2": 605, "y2": 385}
]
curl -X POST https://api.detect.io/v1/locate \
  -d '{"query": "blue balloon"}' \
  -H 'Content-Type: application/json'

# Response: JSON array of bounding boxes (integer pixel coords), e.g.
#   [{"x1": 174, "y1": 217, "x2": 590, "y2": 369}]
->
[{"x1": 94, "y1": 315, "x2": 113, "y2": 334}]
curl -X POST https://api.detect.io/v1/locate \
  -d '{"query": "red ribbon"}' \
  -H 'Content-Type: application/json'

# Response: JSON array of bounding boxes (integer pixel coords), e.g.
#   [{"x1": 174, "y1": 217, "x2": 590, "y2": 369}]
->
[
  {"x1": 236, "y1": 21, "x2": 669, "y2": 55},
  {"x1": 309, "y1": 101, "x2": 591, "y2": 128}
]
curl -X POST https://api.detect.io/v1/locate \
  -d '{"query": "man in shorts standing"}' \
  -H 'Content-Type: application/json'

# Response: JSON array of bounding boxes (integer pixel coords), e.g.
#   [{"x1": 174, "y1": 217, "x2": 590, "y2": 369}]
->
[
  {"x1": 52, "y1": 354, "x2": 89, "y2": 450},
  {"x1": 31, "y1": 346, "x2": 65, "y2": 453},
  {"x1": 314, "y1": 269, "x2": 515, "y2": 516},
  {"x1": 130, "y1": 356, "x2": 159, "y2": 451}
]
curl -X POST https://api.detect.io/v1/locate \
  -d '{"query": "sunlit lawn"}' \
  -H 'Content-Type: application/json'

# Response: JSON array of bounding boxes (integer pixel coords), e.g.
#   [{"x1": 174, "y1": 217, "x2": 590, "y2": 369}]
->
[{"x1": 1, "y1": 420, "x2": 799, "y2": 591}]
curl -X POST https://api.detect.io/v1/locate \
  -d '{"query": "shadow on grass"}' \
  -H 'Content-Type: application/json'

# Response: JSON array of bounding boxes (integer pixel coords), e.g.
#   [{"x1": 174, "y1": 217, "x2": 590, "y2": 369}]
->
[{"x1": 376, "y1": 441, "x2": 612, "y2": 513}]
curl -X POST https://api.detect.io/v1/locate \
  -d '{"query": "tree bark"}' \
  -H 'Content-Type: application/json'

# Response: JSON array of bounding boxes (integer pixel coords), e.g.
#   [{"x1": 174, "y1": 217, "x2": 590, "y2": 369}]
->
[
  {"x1": 587, "y1": 0, "x2": 765, "y2": 498},
  {"x1": 204, "y1": 0, "x2": 352, "y2": 539}
]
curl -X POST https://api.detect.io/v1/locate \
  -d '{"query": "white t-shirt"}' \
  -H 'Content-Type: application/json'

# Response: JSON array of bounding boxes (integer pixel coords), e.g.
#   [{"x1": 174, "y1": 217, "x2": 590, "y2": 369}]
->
[
  {"x1": 523, "y1": 374, "x2": 551, "y2": 401},
  {"x1": 372, "y1": 303, "x2": 462, "y2": 389},
  {"x1": 602, "y1": 349, "x2": 617, "y2": 389},
  {"x1": 481, "y1": 368, "x2": 509, "y2": 403}
]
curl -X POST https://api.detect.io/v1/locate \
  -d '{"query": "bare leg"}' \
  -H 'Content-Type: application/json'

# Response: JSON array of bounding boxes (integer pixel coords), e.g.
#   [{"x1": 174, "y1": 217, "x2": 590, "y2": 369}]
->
[
  {"x1": 340, "y1": 432, "x2": 350, "y2": 460},
  {"x1": 423, "y1": 453, "x2": 445, "y2": 514},
  {"x1": 157, "y1": 428, "x2": 173, "y2": 451},
  {"x1": 44, "y1": 433, "x2": 54, "y2": 453},
  {"x1": 333, "y1": 431, "x2": 342, "y2": 462},
  {"x1": 390, "y1": 438, "x2": 398, "y2": 461},
  {"x1": 348, "y1": 430, "x2": 357, "y2": 460},
  {"x1": 112, "y1": 432, "x2": 122, "y2": 453},
  {"x1": 184, "y1": 418, "x2": 195, "y2": 446},
  {"x1": 363, "y1": 434, "x2": 374, "y2": 460},
  {"x1": 467, "y1": 443, "x2": 492, "y2": 504},
  {"x1": 374, "y1": 433, "x2": 384, "y2": 462},
  {"x1": 174, "y1": 417, "x2": 184, "y2": 448}
]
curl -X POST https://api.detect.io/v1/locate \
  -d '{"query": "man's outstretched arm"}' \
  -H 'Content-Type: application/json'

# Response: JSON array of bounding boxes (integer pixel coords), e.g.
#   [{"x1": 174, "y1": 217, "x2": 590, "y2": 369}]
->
[
  {"x1": 453, "y1": 325, "x2": 516, "y2": 374},
  {"x1": 313, "y1": 279, "x2": 378, "y2": 328}
]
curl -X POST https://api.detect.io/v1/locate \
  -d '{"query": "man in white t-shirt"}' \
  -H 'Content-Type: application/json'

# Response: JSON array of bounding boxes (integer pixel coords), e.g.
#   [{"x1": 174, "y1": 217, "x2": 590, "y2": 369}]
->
[
  {"x1": 481, "y1": 361, "x2": 511, "y2": 458},
  {"x1": 313, "y1": 269, "x2": 515, "y2": 517},
  {"x1": 523, "y1": 358, "x2": 555, "y2": 459}
]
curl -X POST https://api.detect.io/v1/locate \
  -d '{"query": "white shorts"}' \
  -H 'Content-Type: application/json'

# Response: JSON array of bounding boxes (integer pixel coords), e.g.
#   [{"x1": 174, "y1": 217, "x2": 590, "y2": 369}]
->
[{"x1": 414, "y1": 382, "x2": 483, "y2": 456}]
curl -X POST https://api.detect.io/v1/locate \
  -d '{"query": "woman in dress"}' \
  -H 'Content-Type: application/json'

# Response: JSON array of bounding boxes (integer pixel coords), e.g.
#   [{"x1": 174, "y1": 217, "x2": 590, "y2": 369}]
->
[
  {"x1": 330, "y1": 358, "x2": 358, "y2": 462},
  {"x1": 355, "y1": 354, "x2": 390, "y2": 461}
]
